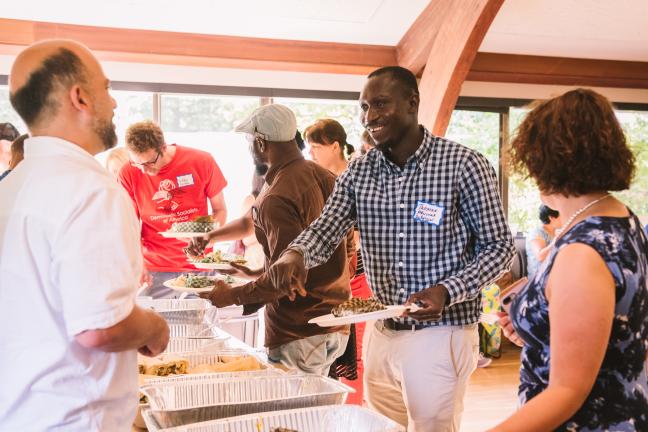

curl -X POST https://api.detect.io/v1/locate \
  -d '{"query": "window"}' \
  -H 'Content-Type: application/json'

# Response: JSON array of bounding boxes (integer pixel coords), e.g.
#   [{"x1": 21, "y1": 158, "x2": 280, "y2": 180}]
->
[
  {"x1": 616, "y1": 110, "x2": 648, "y2": 218},
  {"x1": 274, "y1": 97, "x2": 362, "y2": 151},
  {"x1": 160, "y1": 94, "x2": 260, "y2": 219},
  {"x1": 446, "y1": 109, "x2": 501, "y2": 177},
  {"x1": 506, "y1": 107, "x2": 540, "y2": 235},
  {"x1": 0, "y1": 87, "x2": 26, "y2": 134}
]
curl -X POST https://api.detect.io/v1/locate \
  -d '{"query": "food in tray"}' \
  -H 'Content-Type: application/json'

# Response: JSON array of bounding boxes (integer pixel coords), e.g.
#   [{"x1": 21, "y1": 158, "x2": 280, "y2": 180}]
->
[
  {"x1": 137, "y1": 354, "x2": 263, "y2": 379},
  {"x1": 138, "y1": 374, "x2": 158, "y2": 403},
  {"x1": 192, "y1": 250, "x2": 247, "y2": 265},
  {"x1": 138, "y1": 356, "x2": 189, "y2": 376},
  {"x1": 331, "y1": 297, "x2": 387, "y2": 317},
  {"x1": 187, "y1": 356, "x2": 262, "y2": 374},
  {"x1": 171, "y1": 215, "x2": 216, "y2": 233},
  {"x1": 173, "y1": 274, "x2": 217, "y2": 288}
]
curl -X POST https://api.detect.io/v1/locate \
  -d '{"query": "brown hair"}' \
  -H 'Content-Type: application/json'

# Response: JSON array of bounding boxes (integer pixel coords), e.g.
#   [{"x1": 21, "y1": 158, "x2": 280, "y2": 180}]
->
[
  {"x1": 509, "y1": 88, "x2": 635, "y2": 196},
  {"x1": 125, "y1": 120, "x2": 165, "y2": 153},
  {"x1": 8, "y1": 134, "x2": 28, "y2": 169},
  {"x1": 304, "y1": 118, "x2": 354, "y2": 160}
]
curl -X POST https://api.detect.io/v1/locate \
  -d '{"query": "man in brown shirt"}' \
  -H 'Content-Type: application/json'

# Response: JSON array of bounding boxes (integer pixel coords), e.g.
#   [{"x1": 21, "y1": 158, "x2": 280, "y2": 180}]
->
[{"x1": 194, "y1": 104, "x2": 352, "y2": 375}]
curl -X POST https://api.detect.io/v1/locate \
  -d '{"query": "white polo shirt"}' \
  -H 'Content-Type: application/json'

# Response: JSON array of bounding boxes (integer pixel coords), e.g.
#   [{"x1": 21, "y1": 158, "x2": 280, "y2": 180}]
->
[{"x1": 0, "y1": 137, "x2": 142, "y2": 431}]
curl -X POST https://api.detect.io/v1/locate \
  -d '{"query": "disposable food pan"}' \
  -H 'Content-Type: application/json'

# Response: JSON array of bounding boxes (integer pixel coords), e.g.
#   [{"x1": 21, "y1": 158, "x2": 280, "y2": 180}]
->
[
  {"x1": 164, "y1": 338, "x2": 228, "y2": 354},
  {"x1": 142, "y1": 350, "x2": 272, "y2": 381},
  {"x1": 140, "y1": 374, "x2": 354, "y2": 429},
  {"x1": 167, "y1": 323, "x2": 231, "y2": 340},
  {"x1": 141, "y1": 404, "x2": 404, "y2": 432},
  {"x1": 138, "y1": 298, "x2": 212, "y2": 324}
]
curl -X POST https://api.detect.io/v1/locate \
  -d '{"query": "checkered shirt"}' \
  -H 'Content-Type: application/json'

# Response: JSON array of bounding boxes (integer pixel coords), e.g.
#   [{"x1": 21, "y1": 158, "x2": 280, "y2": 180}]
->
[{"x1": 289, "y1": 127, "x2": 514, "y2": 326}]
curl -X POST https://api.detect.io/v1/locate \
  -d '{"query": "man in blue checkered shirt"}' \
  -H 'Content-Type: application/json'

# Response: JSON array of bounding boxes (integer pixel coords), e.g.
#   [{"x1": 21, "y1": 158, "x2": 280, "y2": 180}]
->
[{"x1": 269, "y1": 66, "x2": 514, "y2": 431}]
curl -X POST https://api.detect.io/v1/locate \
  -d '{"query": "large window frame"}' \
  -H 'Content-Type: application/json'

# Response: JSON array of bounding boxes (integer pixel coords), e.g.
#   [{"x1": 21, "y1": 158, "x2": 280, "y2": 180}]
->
[{"x1": 3, "y1": 74, "x2": 648, "y2": 225}]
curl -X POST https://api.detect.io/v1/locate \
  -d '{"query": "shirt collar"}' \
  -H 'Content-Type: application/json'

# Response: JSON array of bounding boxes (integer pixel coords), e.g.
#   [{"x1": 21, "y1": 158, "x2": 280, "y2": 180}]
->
[
  {"x1": 264, "y1": 153, "x2": 304, "y2": 185},
  {"x1": 23, "y1": 136, "x2": 98, "y2": 163},
  {"x1": 377, "y1": 126, "x2": 435, "y2": 173}
]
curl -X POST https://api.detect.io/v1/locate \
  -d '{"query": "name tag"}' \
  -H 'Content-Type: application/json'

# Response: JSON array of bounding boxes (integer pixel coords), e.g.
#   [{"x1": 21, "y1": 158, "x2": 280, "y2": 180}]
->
[
  {"x1": 412, "y1": 200, "x2": 444, "y2": 225},
  {"x1": 176, "y1": 174, "x2": 194, "y2": 187}
]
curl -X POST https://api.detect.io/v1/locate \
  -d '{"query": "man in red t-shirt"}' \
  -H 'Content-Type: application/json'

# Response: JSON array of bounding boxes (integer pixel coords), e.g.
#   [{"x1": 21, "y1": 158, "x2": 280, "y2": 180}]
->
[{"x1": 119, "y1": 121, "x2": 227, "y2": 298}]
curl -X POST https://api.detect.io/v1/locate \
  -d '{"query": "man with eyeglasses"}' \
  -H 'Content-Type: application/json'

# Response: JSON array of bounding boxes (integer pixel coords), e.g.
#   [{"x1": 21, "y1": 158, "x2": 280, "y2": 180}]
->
[{"x1": 119, "y1": 120, "x2": 228, "y2": 298}]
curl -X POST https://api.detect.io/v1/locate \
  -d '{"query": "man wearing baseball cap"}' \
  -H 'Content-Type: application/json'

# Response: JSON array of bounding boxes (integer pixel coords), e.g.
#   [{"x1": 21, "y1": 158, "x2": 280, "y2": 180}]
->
[{"x1": 195, "y1": 104, "x2": 353, "y2": 374}]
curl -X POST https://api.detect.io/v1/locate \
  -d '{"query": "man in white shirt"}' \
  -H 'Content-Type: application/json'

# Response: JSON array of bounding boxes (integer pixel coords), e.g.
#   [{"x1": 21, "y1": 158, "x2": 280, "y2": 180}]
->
[{"x1": 0, "y1": 40, "x2": 169, "y2": 431}]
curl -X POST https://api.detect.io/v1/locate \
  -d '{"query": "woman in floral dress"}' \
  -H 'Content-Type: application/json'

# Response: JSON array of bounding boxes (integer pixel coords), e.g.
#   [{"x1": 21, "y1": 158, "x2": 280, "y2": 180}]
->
[{"x1": 492, "y1": 89, "x2": 648, "y2": 431}]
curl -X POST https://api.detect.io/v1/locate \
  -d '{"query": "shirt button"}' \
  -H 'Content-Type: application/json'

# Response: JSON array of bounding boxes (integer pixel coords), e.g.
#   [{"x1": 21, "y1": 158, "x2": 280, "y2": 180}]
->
[
  {"x1": 399, "y1": 232, "x2": 405, "y2": 238},
  {"x1": 399, "y1": 203, "x2": 405, "y2": 209},
  {"x1": 399, "y1": 288, "x2": 405, "y2": 294},
  {"x1": 399, "y1": 177, "x2": 404, "y2": 182},
  {"x1": 398, "y1": 261, "x2": 404, "y2": 267}
]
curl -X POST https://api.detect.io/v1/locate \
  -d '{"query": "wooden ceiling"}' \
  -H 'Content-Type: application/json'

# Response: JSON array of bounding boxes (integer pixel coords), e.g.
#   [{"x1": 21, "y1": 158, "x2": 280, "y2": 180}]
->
[{"x1": 1, "y1": 16, "x2": 646, "y2": 89}]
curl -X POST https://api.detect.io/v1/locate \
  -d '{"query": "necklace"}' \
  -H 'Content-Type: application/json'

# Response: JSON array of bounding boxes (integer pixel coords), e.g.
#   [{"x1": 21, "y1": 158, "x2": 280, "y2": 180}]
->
[{"x1": 550, "y1": 193, "x2": 612, "y2": 247}]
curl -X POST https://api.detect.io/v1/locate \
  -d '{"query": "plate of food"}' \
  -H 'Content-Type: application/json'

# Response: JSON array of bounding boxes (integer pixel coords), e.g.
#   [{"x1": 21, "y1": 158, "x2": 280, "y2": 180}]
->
[
  {"x1": 159, "y1": 215, "x2": 217, "y2": 239},
  {"x1": 308, "y1": 298, "x2": 417, "y2": 327},
  {"x1": 162, "y1": 274, "x2": 247, "y2": 293},
  {"x1": 190, "y1": 250, "x2": 247, "y2": 270}
]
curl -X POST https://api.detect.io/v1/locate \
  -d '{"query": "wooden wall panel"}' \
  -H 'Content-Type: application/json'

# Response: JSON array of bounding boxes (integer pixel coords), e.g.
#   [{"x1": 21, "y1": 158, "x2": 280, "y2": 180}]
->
[{"x1": 468, "y1": 52, "x2": 648, "y2": 89}]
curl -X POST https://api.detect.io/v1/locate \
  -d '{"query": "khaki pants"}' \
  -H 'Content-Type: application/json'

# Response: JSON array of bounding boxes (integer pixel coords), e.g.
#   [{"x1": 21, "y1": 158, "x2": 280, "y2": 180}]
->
[
  {"x1": 268, "y1": 332, "x2": 349, "y2": 376},
  {"x1": 364, "y1": 321, "x2": 479, "y2": 432}
]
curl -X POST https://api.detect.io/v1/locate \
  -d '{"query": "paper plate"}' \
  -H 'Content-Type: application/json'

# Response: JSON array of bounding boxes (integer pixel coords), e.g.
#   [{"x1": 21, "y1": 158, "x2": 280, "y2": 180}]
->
[
  {"x1": 308, "y1": 305, "x2": 410, "y2": 327},
  {"x1": 162, "y1": 275, "x2": 248, "y2": 293},
  {"x1": 191, "y1": 262, "x2": 234, "y2": 270},
  {"x1": 159, "y1": 231, "x2": 209, "y2": 239}
]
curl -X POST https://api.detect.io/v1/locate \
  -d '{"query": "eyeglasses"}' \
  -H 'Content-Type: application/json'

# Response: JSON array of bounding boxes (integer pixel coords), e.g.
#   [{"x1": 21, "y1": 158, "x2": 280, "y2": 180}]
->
[{"x1": 130, "y1": 151, "x2": 162, "y2": 168}]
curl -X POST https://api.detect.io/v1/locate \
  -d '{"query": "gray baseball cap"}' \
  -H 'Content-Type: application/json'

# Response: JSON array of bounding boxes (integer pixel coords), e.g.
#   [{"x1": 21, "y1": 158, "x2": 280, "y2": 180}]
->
[{"x1": 234, "y1": 104, "x2": 297, "y2": 142}]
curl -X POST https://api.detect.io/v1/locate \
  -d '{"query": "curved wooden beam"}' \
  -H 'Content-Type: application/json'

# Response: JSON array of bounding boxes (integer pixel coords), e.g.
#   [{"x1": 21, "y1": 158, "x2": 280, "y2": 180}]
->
[
  {"x1": 413, "y1": 0, "x2": 505, "y2": 136},
  {"x1": 0, "y1": 18, "x2": 395, "y2": 75}
]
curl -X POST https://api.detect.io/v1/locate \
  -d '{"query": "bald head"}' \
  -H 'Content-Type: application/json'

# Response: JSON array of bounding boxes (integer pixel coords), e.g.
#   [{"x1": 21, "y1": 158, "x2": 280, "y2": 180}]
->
[
  {"x1": 8, "y1": 40, "x2": 117, "y2": 154},
  {"x1": 9, "y1": 40, "x2": 92, "y2": 127}
]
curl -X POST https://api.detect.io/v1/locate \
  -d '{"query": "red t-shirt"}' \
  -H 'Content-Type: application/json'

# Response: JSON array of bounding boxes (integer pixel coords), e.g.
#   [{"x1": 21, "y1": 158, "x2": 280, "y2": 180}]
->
[{"x1": 119, "y1": 145, "x2": 227, "y2": 271}]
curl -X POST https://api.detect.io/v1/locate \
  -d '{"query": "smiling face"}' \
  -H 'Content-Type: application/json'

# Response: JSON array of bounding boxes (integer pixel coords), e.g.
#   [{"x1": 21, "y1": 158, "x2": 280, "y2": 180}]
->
[{"x1": 359, "y1": 74, "x2": 419, "y2": 154}]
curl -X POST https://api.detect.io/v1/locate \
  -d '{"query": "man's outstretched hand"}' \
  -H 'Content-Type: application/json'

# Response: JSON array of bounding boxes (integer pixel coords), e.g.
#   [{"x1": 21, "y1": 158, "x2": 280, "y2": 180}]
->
[
  {"x1": 184, "y1": 234, "x2": 210, "y2": 258},
  {"x1": 199, "y1": 280, "x2": 236, "y2": 308},
  {"x1": 267, "y1": 249, "x2": 308, "y2": 300}
]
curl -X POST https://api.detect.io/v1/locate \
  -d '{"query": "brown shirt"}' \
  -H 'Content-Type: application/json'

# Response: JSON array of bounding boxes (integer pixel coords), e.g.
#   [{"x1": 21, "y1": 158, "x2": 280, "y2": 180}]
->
[{"x1": 229, "y1": 154, "x2": 352, "y2": 348}]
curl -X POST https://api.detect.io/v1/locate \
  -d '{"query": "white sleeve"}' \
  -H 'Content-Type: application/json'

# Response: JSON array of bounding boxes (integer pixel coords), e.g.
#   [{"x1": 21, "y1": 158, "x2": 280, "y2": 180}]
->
[{"x1": 51, "y1": 184, "x2": 143, "y2": 337}]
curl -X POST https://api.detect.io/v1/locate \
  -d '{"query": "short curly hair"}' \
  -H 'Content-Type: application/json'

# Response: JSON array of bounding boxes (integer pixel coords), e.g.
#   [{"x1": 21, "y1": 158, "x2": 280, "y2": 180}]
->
[
  {"x1": 125, "y1": 120, "x2": 165, "y2": 153},
  {"x1": 509, "y1": 88, "x2": 635, "y2": 196}
]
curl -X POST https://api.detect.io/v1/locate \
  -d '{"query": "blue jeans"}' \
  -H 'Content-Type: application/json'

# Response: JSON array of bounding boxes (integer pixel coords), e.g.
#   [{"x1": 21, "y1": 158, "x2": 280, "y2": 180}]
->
[
  {"x1": 145, "y1": 271, "x2": 217, "y2": 299},
  {"x1": 267, "y1": 332, "x2": 349, "y2": 376}
]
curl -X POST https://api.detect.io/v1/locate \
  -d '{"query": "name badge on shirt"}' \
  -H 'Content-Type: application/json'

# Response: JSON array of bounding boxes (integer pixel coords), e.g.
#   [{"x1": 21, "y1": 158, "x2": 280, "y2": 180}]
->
[
  {"x1": 412, "y1": 200, "x2": 444, "y2": 226},
  {"x1": 176, "y1": 174, "x2": 194, "y2": 188}
]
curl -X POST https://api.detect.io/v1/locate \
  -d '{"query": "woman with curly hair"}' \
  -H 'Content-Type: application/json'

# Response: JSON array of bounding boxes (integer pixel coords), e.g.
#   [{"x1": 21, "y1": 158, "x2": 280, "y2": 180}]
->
[{"x1": 493, "y1": 89, "x2": 648, "y2": 431}]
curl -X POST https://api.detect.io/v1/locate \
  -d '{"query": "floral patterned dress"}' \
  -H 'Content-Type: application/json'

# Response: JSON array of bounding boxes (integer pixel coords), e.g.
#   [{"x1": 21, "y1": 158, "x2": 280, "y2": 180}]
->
[{"x1": 511, "y1": 215, "x2": 648, "y2": 431}]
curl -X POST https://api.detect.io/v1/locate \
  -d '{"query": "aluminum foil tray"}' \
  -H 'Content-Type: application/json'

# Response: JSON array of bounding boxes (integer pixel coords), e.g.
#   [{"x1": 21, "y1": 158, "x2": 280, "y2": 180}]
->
[
  {"x1": 141, "y1": 405, "x2": 404, "y2": 432},
  {"x1": 141, "y1": 374, "x2": 353, "y2": 428},
  {"x1": 138, "y1": 298, "x2": 212, "y2": 324},
  {"x1": 142, "y1": 350, "x2": 272, "y2": 383},
  {"x1": 164, "y1": 338, "x2": 227, "y2": 354},
  {"x1": 168, "y1": 323, "x2": 228, "y2": 339}
]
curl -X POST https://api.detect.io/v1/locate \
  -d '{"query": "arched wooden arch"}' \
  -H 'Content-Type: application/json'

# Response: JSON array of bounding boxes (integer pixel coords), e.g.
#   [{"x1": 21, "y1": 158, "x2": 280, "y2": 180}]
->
[{"x1": 397, "y1": 0, "x2": 505, "y2": 136}]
